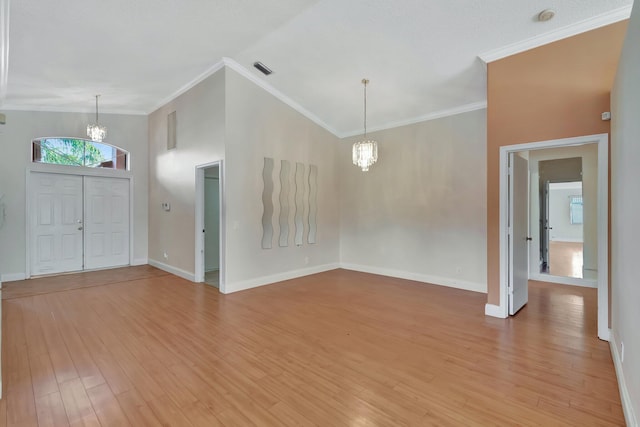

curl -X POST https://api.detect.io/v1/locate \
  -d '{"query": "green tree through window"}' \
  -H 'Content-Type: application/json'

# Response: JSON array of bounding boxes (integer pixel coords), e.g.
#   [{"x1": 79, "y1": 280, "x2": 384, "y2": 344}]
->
[{"x1": 32, "y1": 138, "x2": 129, "y2": 170}]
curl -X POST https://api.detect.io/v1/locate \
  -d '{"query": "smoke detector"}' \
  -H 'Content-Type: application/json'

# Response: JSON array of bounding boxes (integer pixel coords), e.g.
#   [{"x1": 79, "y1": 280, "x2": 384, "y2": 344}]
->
[{"x1": 538, "y1": 9, "x2": 555, "y2": 22}]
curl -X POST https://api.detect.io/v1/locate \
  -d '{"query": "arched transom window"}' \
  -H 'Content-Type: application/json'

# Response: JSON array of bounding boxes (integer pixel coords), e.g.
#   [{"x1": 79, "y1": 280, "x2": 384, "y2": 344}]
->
[{"x1": 32, "y1": 138, "x2": 129, "y2": 170}]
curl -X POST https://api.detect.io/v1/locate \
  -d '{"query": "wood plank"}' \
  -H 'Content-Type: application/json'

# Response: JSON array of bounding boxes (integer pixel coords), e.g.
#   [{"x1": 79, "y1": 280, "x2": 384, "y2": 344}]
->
[
  {"x1": 58, "y1": 379, "x2": 101, "y2": 427},
  {"x1": 0, "y1": 267, "x2": 626, "y2": 426},
  {"x1": 34, "y1": 392, "x2": 70, "y2": 427}
]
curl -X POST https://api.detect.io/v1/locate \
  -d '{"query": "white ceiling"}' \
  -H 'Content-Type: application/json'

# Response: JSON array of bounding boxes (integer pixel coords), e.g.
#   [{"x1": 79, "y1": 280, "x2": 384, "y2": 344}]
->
[{"x1": 1, "y1": 0, "x2": 633, "y2": 136}]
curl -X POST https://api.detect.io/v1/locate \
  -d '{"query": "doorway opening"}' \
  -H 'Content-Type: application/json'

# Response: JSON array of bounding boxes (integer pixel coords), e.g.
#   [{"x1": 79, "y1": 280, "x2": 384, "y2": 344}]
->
[
  {"x1": 195, "y1": 161, "x2": 224, "y2": 292},
  {"x1": 544, "y1": 181, "x2": 584, "y2": 279},
  {"x1": 494, "y1": 134, "x2": 608, "y2": 341}
]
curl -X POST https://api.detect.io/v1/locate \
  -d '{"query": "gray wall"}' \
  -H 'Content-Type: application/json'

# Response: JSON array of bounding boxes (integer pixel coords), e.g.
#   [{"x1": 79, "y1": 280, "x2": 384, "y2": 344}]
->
[
  {"x1": 611, "y1": 1, "x2": 640, "y2": 422},
  {"x1": 339, "y1": 109, "x2": 487, "y2": 292},
  {"x1": 0, "y1": 111, "x2": 148, "y2": 279},
  {"x1": 224, "y1": 68, "x2": 341, "y2": 291},
  {"x1": 147, "y1": 70, "x2": 226, "y2": 276}
]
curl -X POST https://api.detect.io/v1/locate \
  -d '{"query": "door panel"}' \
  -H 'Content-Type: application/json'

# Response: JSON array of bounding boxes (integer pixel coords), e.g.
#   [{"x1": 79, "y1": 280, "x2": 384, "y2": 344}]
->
[
  {"x1": 84, "y1": 177, "x2": 130, "y2": 270},
  {"x1": 509, "y1": 153, "x2": 529, "y2": 315},
  {"x1": 31, "y1": 173, "x2": 83, "y2": 275}
]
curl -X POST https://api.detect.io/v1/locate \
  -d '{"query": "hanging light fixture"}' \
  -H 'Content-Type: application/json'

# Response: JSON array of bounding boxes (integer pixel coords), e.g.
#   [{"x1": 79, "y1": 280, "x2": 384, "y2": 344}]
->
[
  {"x1": 352, "y1": 78, "x2": 378, "y2": 172},
  {"x1": 87, "y1": 95, "x2": 107, "y2": 142}
]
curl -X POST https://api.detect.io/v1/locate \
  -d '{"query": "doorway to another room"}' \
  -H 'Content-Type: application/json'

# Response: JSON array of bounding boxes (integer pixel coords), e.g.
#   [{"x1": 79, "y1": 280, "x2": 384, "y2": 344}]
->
[
  {"x1": 195, "y1": 161, "x2": 224, "y2": 291},
  {"x1": 545, "y1": 181, "x2": 584, "y2": 279},
  {"x1": 497, "y1": 134, "x2": 609, "y2": 341}
]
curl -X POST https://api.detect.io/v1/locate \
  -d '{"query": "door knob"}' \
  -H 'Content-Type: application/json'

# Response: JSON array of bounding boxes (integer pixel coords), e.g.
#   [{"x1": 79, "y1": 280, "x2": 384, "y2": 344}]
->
[
  {"x1": 78, "y1": 226, "x2": 83, "y2": 231},
  {"x1": 526, "y1": 237, "x2": 533, "y2": 241}
]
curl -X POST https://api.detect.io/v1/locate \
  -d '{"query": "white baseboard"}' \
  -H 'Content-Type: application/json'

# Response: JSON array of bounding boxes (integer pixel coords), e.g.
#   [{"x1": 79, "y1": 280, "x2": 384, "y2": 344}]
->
[
  {"x1": 0, "y1": 272, "x2": 26, "y2": 282},
  {"x1": 485, "y1": 303, "x2": 508, "y2": 318},
  {"x1": 339, "y1": 263, "x2": 487, "y2": 294},
  {"x1": 529, "y1": 273, "x2": 597, "y2": 288},
  {"x1": 148, "y1": 259, "x2": 196, "y2": 282},
  {"x1": 224, "y1": 263, "x2": 340, "y2": 294},
  {"x1": 610, "y1": 330, "x2": 638, "y2": 427},
  {"x1": 550, "y1": 237, "x2": 584, "y2": 243},
  {"x1": 131, "y1": 257, "x2": 148, "y2": 266}
]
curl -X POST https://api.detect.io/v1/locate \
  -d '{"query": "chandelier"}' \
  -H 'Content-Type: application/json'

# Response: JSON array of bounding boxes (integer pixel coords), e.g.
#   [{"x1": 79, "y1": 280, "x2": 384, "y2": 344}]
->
[
  {"x1": 352, "y1": 78, "x2": 378, "y2": 171},
  {"x1": 87, "y1": 95, "x2": 107, "y2": 142}
]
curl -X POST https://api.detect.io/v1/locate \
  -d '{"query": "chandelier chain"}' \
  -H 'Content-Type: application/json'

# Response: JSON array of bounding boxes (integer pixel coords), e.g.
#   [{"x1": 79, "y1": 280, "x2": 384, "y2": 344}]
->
[
  {"x1": 95, "y1": 95, "x2": 100, "y2": 123},
  {"x1": 362, "y1": 78, "x2": 368, "y2": 138}
]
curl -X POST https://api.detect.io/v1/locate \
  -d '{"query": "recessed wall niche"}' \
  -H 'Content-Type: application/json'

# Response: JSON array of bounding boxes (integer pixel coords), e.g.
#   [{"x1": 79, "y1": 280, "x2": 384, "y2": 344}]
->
[{"x1": 167, "y1": 111, "x2": 177, "y2": 150}]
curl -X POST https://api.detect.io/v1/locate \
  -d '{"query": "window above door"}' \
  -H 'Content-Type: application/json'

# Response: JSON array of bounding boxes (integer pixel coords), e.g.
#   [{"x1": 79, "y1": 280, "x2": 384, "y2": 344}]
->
[{"x1": 32, "y1": 138, "x2": 129, "y2": 170}]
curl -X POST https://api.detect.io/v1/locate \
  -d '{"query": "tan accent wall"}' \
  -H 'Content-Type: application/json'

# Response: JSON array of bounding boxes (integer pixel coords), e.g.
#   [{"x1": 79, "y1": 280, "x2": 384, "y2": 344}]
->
[{"x1": 486, "y1": 21, "x2": 628, "y2": 305}]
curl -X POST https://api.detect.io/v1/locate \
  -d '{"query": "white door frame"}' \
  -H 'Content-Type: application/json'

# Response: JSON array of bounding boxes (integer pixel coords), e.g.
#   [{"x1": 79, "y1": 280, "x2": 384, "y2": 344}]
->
[
  {"x1": 493, "y1": 133, "x2": 609, "y2": 341},
  {"x1": 195, "y1": 160, "x2": 225, "y2": 293},
  {"x1": 26, "y1": 163, "x2": 134, "y2": 279}
]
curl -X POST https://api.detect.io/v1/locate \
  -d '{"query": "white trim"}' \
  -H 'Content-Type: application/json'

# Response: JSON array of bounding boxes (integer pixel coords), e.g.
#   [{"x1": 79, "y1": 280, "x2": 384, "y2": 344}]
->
[
  {"x1": 224, "y1": 263, "x2": 340, "y2": 294},
  {"x1": 340, "y1": 263, "x2": 487, "y2": 294},
  {"x1": 479, "y1": 5, "x2": 632, "y2": 63},
  {"x1": 340, "y1": 101, "x2": 488, "y2": 138},
  {"x1": 485, "y1": 303, "x2": 507, "y2": 318},
  {"x1": 610, "y1": 330, "x2": 639, "y2": 427},
  {"x1": 148, "y1": 60, "x2": 226, "y2": 114},
  {"x1": 497, "y1": 134, "x2": 609, "y2": 341},
  {"x1": 194, "y1": 160, "x2": 225, "y2": 292},
  {"x1": 131, "y1": 258, "x2": 148, "y2": 266},
  {"x1": 529, "y1": 273, "x2": 597, "y2": 288},
  {"x1": 0, "y1": 105, "x2": 147, "y2": 115},
  {"x1": 0, "y1": 272, "x2": 26, "y2": 282},
  {"x1": 128, "y1": 177, "x2": 135, "y2": 267},
  {"x1": 0, "y1": 0, "x2": 9, "y2": 101},
  {"x1": 28, "y1": 162, "x2": 133, "y2": 179},
  {"x1": 148, "y1": 259, "x2": 196, "y2": 282}
]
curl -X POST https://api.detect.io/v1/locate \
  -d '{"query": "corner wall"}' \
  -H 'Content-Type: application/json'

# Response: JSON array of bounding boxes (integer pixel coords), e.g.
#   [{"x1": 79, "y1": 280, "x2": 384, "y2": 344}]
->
[
  {"x1": 339, "y1": 109, "x2": 487, "y2": 292},
  {"x1": 486, "y1": 21, "x2": 628, "y2": 305},
  {"x1": 0, "y1": 111, "x2": 149, "y2": 280},
  {"x1": 148, "y1": 69, "x2": 226, "y2": 278},
  {"x1": 611, "y1": 1, "x2": 640, "y2": 423},
  {"x1": 224, "y1": 68, "x2": 341, "y2": 292}
]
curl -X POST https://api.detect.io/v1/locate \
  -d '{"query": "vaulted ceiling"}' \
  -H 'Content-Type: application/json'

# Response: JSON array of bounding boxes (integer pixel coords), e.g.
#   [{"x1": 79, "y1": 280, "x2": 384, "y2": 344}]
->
[{"x1": 0, "y1": 0, "x2": 633, "y2": 136}]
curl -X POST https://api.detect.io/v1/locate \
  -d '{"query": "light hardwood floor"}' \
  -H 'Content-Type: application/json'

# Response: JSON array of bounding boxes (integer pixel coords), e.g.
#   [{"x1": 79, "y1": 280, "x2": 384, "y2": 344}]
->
[
  {"x1": 1, "y1": 268, "x2": 624, "y2": 426},
  {"x1": 548, "y1": 241, "x2": 584, "y2": 278}
]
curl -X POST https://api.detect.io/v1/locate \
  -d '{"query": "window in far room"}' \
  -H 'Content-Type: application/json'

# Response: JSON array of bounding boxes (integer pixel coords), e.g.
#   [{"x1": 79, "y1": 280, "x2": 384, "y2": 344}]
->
[{"x1": 569, "y1": 195, "x2": 583, "y2": 224}]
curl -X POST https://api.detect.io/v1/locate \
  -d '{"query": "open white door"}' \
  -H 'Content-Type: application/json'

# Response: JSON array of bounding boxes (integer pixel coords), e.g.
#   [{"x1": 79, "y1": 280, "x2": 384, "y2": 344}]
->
[{"x1": 509, "y1": 153, "x2": 530, "y2": 315}]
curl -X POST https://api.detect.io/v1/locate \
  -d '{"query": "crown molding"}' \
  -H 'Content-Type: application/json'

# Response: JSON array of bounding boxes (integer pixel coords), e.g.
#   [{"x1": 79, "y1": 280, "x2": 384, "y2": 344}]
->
[
  {"x1": 340, "y1": 100, "x2": 487, "y2": 138},
  {"x1": 478, "y1": 5, "x2": 632, "y2": 64},
  {"x1": 0, "y1": 104, "x2": 147, "y2": 115},
  {"x1": 221, "y1": 57, "x2": 341, "y2": 137},
  {"x1": 0, "y1": 0, "x2": 10, "y2": 102},
  {"x1": 147, "y1": 59, "x2": 225, "y2": 114}
]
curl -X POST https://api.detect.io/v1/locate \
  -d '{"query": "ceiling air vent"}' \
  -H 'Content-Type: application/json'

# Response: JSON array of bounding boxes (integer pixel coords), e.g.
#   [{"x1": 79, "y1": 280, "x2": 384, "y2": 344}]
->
[{"x1": 253, "y1": 62, "x2": 273, "y2": 76}]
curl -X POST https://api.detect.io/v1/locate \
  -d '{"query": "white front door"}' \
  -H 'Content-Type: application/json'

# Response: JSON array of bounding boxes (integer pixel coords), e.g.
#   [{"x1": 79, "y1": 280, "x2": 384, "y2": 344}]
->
[
  {"x1": 509, "y1": 153, "x2": 530, "y2": 315},
  {"x1": 31, "y1": 173, "x2": 84, "y2": 275},
  {"x1": 84, "y1": 177, "x2": 130, "y2": 270},
  {"x1": 30, "y1": 173, "x2": 130, "y2": 276}
]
